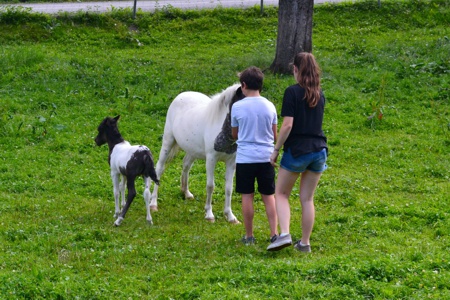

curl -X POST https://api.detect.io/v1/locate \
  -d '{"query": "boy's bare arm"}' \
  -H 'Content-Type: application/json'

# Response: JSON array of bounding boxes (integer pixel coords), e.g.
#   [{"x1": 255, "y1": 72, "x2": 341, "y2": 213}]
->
[{"x1": 231, "y1": 127, "x2": 238, "y2": 140}]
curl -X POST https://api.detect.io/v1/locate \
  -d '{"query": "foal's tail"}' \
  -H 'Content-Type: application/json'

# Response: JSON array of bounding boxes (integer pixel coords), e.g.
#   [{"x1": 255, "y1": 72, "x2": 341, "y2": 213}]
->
[{"x1": 144, "y1": 152, "x2": 160, "y2": 185}]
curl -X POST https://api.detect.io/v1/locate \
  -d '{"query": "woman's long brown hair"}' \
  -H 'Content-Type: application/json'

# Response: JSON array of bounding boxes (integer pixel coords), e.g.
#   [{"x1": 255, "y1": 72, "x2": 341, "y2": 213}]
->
[{"x1": 293, "y1": 52, "x2": 321, "y2": 108}]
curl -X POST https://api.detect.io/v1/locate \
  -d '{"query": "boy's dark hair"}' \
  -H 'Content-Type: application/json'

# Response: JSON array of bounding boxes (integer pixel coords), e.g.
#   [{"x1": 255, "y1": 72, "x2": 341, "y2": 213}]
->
[{"x1": 239, "y1": 66, "x2": 264, "y2": 91}]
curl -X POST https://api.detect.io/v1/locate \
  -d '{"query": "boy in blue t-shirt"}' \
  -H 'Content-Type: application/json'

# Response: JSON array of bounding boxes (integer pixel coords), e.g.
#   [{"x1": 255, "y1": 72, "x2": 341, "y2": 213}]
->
[{"x1": 231, "y1": 66, "x2": 278, "y2": 245}]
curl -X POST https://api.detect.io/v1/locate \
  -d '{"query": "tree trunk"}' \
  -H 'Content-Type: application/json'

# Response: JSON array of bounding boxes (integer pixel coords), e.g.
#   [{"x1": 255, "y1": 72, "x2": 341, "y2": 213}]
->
[{"x1": 270, "y1": 0, "x2": 314, "y2": 74}]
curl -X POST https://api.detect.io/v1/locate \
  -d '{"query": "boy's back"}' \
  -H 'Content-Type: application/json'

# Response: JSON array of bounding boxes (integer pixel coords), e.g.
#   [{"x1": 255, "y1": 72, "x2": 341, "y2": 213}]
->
[{"x1": 231, "y1": 96, "x2": 277, "y2": 163}]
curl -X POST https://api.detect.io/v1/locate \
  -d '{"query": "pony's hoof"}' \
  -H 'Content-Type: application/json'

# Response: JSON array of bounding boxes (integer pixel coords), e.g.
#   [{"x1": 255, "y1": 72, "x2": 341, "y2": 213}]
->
[
  {"x1": 114, "y1": 217, "x2": 124, "y2": 226},
  {"x1": 229, "y1": 219, "x2": 241, "y2": 225},
  {"x1": 150, "y1": 205, "x2": 158, "y2": 212},
  {"x1": 183, "y1": 190, "x2": 194, "y2": 200},
  {"x1": 206, "y1": 218, "x2": 215, "y2": 223},
  {"x1": 147, "y1": 219, "x2": 154, "y2": 225}
]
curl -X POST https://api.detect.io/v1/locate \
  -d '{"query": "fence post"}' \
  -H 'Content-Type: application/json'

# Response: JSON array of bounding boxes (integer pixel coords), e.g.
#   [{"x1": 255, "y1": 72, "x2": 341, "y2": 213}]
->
[
  {"x1": 133, "y1": 0, "x2": 137, "y2": 19},
  {"x1": 261, "y1": 0, "x2": 264, "y2": 14}
]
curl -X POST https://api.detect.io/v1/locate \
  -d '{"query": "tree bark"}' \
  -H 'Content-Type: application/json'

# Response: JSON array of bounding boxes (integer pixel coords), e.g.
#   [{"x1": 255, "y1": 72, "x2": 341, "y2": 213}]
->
[{"x1": 270, "y1": 0, "x2": 314, "y2": 74}]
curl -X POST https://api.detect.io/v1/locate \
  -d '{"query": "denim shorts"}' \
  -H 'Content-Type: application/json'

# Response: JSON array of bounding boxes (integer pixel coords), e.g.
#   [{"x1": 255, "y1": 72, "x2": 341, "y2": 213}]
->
[{"x1": 280, "y1": 148, "x2": 328, "y2": 173}]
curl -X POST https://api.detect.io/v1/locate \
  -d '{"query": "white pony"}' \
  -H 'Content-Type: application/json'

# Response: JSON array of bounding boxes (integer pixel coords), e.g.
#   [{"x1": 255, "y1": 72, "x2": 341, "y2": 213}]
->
[{"x1": 150, "y1": 84, "x2": 244, "y2": 223}]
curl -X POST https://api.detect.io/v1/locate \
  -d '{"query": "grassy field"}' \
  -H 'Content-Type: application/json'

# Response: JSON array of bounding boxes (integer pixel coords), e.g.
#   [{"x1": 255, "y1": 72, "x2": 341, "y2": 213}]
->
[
  {"x1": 0, "y1": 0, "x2": 449, "y2": 298},
  {"x1": 0, "y1": 0, "x2": 132, "y2": 3}
]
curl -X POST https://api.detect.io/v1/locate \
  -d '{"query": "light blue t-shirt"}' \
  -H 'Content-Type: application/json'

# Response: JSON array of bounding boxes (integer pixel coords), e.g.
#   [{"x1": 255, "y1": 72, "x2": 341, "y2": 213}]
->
[{"x1": 231, "y1": 96, "x2": 278, "y2": 163}]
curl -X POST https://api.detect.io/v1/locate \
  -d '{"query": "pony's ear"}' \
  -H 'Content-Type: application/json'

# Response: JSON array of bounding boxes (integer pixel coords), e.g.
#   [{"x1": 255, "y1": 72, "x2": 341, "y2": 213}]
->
[{"x1": 114, "y1": 115, "x2": 121, "y2": 122}]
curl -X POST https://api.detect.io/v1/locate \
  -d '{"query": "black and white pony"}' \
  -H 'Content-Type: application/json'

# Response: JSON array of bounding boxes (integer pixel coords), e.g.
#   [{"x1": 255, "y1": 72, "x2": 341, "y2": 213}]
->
[
  {"x1": 95, "y1": 115, "x2": 159, "y2": 226},
  {"x1": 150, "y1": 84, "x2": 244, "y2": 223}
]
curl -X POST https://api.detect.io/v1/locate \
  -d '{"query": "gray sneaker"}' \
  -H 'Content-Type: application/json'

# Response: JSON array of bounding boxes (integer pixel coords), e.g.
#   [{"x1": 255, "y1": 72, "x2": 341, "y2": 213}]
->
[
  {"x1": 241, "y1": 236, "x2": 256, "y2": 245},
  {"x1": 270, "y1": 235, "x2": 278, "y2": 243},
  {"x1": 266, "y1": 234, "x2": 292, "y2": 251},
  {"x1": 294, "y1": 241, "x2": 311, "y2": 253}
]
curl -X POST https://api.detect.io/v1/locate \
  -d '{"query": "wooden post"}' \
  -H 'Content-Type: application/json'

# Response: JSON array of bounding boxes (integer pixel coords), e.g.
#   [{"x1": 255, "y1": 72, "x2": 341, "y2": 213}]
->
[
  {"x1": 133, "y1": 0, "x2": 137, "y2": 19},
  {"x1": 261, "y1": 0, "x2": 264, "y2": 14}
]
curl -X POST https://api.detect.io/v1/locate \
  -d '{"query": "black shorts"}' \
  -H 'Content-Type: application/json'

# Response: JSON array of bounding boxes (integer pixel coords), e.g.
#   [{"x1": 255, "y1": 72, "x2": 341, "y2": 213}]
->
[{"x1": 235, "y1": 162, "x2": 275, "y2": 195}]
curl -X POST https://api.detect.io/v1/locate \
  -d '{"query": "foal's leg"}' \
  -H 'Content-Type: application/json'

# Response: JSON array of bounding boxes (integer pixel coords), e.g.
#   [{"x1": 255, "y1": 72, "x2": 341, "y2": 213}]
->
[
  {"x1": 114, "y1": 176, "x2": 137, "y2": 226},
  {"x1": 224, "y1": 158, "x2": 240, "y2": 224},
  {"x1": 150, "y1": 135, "x2": 176, "y2": 211},
  {"x1": 143, "y1": 176, "x2": 153, "y2": 225},
  {"x1": 204, "y1": 156, "x2": 217, "y2": 222},
  {"x1": 119, "y1": 176, "x2": 127, "y2": 208},
  {"x1": 112, "y1": 173, "x2": 121, "y2": 218},
  {"x1": 181, "y1": 154, "x2": 195, "y2": 199}
]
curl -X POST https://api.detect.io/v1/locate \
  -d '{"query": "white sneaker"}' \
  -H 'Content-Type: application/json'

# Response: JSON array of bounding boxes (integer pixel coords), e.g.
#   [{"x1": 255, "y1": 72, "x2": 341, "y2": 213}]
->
[{"x1": 266, "y1": 234, "x2": 292, "y2": 251}]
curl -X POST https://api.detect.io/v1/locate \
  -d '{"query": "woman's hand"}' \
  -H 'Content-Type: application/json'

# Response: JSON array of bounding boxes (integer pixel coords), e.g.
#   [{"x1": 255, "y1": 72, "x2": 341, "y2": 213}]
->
[{"x1": 270, "y1": 150, "x2": 279, "y2": 167}]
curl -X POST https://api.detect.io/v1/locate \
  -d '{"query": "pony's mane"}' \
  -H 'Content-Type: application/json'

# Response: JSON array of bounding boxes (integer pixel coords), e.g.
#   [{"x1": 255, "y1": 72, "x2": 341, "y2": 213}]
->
[{"x1": 206, "y1": 83, "x2": 240, "y2": 124}]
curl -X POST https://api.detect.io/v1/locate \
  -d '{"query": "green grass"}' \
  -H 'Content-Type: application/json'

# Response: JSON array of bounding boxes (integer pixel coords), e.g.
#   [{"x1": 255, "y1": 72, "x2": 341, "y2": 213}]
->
[
  {"x1": 0, "y1": 0, "x2": 135, "y2": 3},
  {"x1": 0, "y1": 0, "x2": 449, "y2": 298}
]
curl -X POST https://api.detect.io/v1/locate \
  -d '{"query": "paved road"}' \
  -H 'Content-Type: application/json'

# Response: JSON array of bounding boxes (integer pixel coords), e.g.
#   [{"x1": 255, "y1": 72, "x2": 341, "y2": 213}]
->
[{"x1": 1, "y1": 0, "x2": 344, "y2": 14}]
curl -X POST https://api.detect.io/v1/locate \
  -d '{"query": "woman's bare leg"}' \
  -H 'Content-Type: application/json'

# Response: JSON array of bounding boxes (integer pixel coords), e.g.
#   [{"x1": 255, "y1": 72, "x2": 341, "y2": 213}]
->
[
  {"x1": 275, "y1": 168, "x2": 300, "y2": 234},
  {"x1": 299, "y1": 170, "x2": 322, "y2": 245}
]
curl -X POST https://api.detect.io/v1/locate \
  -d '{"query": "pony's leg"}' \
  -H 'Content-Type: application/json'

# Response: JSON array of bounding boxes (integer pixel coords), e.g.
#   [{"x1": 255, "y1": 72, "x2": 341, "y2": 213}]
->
[
  {"x1": 119, "y1": 176, "x2": 127, "y2": 208},
  {"x1": 224, "y1": 158, "x2": 240, "y2": 224},
  {"x1": 115, "y1": 176, "x2": 137, "y2": 226},
  {"x1": 204, "y1": 157, "x2": 217, "y2": 222},
  {"x1": 150, "y1": 136, "x2": 176, "y2": 211},
  {"x1": 181, "y1": 154, "x2": 195, "y2": 199},
  {"x1": 143, "y1": 176, "x2": 153, "y2": 225},
  {"x1": 149, "y1": 171, "x2": 160, "y2": 211},
  {"x1": 112, "y1": 173, "x2": 121, "y2": 218}
]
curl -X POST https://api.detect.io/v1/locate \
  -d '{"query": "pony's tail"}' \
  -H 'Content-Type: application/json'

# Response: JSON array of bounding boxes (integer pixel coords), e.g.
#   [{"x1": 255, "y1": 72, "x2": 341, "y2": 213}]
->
[
  {"x1": 165, "y1": 143, "x2": 181, "y2": 164},
  {"x1": 143, "y1": 152, "x2": 160, "y2": 185}
]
